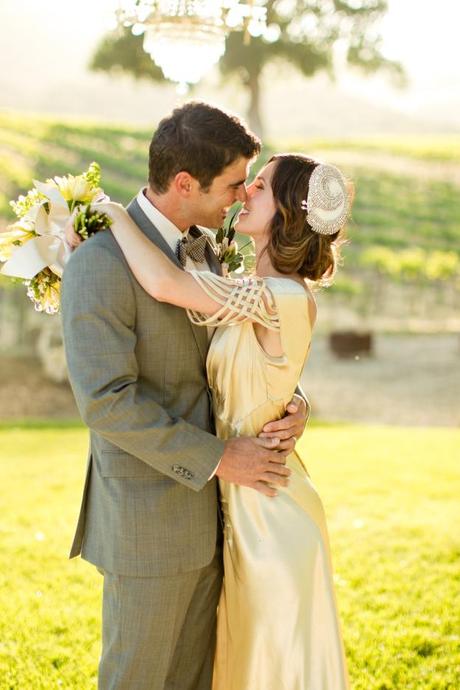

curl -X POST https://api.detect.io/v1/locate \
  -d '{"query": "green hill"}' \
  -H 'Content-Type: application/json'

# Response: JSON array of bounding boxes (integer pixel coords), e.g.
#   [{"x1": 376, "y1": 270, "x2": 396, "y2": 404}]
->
[{"x1": 1, "y1": 112, "x2": 459, "y2": 277}]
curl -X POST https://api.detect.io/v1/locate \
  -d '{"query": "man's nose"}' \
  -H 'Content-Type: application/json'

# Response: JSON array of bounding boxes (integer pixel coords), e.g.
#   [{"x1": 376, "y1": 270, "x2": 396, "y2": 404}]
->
[
  {"x1": 235, "y1": 185, "x2": 248, "y2": 203},
  {"x1": 245, "y1": 182, "x2": 256, "y2": 199}
]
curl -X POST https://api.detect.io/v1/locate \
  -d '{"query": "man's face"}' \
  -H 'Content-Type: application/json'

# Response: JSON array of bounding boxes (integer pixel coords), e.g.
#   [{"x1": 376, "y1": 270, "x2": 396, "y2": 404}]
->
[{"x1": 190, "y1": 156, "x2": 251, "y2": 229}]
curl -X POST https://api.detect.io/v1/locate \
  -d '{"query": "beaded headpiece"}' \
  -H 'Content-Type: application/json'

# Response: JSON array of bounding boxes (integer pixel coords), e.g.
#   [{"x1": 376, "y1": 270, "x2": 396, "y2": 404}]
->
[{"x1": 301, "y1": 163, "x2": 350, "y2": 236}]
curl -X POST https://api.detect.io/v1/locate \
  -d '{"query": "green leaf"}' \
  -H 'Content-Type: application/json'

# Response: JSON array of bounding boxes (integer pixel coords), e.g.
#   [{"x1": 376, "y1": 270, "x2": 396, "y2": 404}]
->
[
  {"x1": 83, "y1": 162, "x2": 101, "y2": 189},
  {"x1": 215, "y1": 226, "x2": 225, "y2": 245}
]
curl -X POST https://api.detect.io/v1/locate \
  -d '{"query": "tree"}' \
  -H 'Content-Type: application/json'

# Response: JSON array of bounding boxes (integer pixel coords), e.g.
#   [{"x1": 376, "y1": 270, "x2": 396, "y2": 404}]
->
[{"x1": 91, "y1": 0, "x2": 403, "y2": 136}]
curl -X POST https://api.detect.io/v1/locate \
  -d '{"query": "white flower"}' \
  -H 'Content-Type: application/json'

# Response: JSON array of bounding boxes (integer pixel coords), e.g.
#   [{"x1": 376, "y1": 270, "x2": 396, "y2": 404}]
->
[
  {"x1": 1, "y1": 181, "x2": 71, "y2": 279},
  {"x1": 0, "y1": 222, "x2": 35, "y2": 262},
  {"x1": 1, "y1": 163, "x2": 109, "y2": 314},
  {"x1": 52, "y1": 173, "x2": 100, "y2": 203}
]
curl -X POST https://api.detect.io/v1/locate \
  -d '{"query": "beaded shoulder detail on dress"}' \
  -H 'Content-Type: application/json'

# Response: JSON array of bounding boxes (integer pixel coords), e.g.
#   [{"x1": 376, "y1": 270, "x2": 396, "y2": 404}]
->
[{"x1": 186, "y1": 271, "x2": 280, "y2": 330}]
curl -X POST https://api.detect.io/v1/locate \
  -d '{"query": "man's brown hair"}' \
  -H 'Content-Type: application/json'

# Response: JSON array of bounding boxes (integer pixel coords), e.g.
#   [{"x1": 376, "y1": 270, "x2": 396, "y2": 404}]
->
[{"x1": 148, "y1": 101, "x2": 261, "y2": 193}]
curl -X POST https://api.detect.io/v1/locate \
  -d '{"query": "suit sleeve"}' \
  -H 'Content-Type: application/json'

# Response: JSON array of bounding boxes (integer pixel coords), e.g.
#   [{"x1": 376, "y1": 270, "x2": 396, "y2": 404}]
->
[{"x1": 61, "y1": 241, "x2": 224, "y2": 491}]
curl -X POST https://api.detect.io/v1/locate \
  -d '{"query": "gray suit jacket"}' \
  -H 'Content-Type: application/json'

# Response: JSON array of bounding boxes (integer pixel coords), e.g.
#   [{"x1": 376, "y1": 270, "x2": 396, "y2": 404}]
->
[{"x1": 61, "y1": 196, "x2": 225, "y2": 577}]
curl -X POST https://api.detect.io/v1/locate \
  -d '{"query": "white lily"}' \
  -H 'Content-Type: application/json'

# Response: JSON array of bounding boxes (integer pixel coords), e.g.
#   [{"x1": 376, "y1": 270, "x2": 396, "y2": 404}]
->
[
  {"x1": 0, "y1": 221, "x2": 36, "y2": 262},
  {"x1": 1, "y1": 180, "x2": 71, "y2": 279}
]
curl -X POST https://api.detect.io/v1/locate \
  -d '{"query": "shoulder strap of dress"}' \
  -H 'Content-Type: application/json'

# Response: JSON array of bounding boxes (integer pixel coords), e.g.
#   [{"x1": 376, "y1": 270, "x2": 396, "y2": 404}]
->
[
  {"x1": 265, "y1": 278, "x2": 312, "y2": 362},
  {"x1": 186, "y1": 271, "x2": 280, "y2": 330}
]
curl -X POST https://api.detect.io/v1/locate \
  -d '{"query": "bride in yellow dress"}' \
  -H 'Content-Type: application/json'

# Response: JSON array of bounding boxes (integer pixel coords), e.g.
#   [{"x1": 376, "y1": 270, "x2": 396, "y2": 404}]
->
[{"x1": 71, "y1": 153, "x2": 351, "y2": 689}]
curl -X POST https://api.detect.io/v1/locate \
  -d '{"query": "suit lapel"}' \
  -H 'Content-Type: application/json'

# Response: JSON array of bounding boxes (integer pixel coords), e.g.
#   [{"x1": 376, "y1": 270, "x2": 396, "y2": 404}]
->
[
  {"x1": 127, "y1": 197, "x2": 182, "y2": 268},
  {"x1": 126, "y1": 198, "x2": 209, "y2": 365},
  {"x1": 206, "y1": 243, "x2": 223, "y2": 276}
]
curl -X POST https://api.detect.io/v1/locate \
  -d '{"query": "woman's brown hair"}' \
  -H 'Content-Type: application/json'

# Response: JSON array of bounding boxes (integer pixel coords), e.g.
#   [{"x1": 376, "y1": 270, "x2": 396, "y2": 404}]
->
[{"x1": 266, "y1": 153, "x2": 349, "y2": 284}]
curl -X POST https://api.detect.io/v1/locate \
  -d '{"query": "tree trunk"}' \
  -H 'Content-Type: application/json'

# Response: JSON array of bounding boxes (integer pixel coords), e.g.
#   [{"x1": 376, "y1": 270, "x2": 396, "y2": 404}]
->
[{"x1": 246, "y1": 72, "x2": 264, "y2": 138}]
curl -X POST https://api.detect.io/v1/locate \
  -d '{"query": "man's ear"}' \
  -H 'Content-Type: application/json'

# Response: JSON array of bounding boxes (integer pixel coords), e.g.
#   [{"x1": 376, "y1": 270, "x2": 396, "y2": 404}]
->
[{"x1": 174, "y1": 172, "x2": 196, "y2": 198}]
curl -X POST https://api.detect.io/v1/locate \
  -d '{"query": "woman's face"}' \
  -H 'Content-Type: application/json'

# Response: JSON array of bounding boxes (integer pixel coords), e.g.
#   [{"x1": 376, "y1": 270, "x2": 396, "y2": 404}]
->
[{"x1": 234, "y1": 160, "x2": 277, "y2": 241}]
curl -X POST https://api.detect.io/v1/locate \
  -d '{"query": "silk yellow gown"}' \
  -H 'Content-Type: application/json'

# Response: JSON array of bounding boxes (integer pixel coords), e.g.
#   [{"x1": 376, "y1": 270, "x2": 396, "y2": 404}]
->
[{"x1": 188, "y1": 271, "x2": 349, "y2": 690}]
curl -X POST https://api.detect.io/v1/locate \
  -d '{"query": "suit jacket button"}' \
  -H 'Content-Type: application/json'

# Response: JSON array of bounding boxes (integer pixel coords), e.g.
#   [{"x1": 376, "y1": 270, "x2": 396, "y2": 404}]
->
[{"x1": 172, "y1": 464, "x2": 194, "y2": 480}]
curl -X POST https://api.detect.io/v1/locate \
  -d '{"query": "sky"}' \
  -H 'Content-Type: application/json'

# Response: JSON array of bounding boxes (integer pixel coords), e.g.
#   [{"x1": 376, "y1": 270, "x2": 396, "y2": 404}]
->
[
  {"x1": 0, "y1": 0, "x2": 459, "y2": 135},
  {"x1": 340, "y1": 0, "x2": 460, "y2": 119}
]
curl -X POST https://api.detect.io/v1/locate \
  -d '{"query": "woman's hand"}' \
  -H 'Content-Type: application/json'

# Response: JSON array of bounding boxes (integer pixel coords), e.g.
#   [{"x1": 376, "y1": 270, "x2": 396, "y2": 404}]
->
[
  {"x1": 258, "y1": 395, "x2": 309, "y2": 452},
  {"x1": 64, "y1": 202, "x2": 125, "y2": 252},
  {"x1": 64, "y1": 215, "x2": 82, "y2": 251}
]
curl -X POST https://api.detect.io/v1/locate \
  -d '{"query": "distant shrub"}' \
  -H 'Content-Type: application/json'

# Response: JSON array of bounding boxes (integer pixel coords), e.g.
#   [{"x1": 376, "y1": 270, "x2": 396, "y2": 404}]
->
[
  {"x1": 359, "y1": 247, "x2": 459, "y2": 283},
  {"x1": 330, "y1": 275, "x2": 364, "y2": 296}
]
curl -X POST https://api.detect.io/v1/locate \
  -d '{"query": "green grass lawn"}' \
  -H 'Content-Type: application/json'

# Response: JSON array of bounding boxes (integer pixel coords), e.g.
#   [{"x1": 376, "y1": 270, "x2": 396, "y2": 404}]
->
[{"x1": 0, "y1": 423, "x2": 459, "y2": 689}]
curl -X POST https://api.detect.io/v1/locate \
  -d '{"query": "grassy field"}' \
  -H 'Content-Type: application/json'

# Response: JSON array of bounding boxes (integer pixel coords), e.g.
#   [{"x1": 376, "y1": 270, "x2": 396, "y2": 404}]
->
[
  {"x1": 1, "y1": 112, "x2": 459, "y2": 265},
  {"x1": 296, "y1": 136, "x2": 460, "y2": 163},
  {"x1": 0, "y1": 422, "x2": 459, "y2": 689}
]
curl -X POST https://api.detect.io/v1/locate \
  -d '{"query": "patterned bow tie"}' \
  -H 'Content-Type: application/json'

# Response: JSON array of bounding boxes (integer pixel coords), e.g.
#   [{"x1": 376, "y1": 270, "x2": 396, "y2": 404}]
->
[{"x1": 176, "y1": 234, "x2": 208, "y2": 267}]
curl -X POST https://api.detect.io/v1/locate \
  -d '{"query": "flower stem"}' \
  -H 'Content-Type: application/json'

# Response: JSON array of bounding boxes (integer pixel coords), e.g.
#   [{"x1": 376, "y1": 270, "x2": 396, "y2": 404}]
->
[{"x1": 239, "y1": 239, "x2": 253, "y2": 253}]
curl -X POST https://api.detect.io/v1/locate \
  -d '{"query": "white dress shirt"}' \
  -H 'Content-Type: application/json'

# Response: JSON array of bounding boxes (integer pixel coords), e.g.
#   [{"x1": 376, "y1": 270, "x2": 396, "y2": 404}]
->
[
  {"x1": 136, "y1": 188, "x2": 209, "y2": 273},
  {"x1": 137, "y1": 189, "x2": 221, "y2": 480}
]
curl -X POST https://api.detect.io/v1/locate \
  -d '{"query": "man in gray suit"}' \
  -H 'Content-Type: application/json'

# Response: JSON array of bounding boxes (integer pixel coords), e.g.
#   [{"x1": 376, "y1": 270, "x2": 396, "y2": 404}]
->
[{"x1": 62, "y1": 102, "x2": 307, "y2": 690}]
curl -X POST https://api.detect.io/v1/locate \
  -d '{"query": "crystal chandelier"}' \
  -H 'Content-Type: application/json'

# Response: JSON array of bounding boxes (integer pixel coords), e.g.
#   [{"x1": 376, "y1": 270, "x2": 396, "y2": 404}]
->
[{"x1": 117, "y1": 1, "x2": 267, "y2": 91}]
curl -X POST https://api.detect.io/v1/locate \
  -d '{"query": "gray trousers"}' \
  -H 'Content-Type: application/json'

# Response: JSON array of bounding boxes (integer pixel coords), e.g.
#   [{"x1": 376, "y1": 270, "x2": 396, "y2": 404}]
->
[{"x1": 98, "y1": 547, "x2": 223, "y2": 690}]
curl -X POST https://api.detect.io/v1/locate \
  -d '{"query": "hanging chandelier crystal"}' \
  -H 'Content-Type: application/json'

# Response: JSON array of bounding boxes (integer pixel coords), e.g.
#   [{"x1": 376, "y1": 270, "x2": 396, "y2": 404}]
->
[{"x1": 116, "y1": 1, "x2": 267, "y2": 91}]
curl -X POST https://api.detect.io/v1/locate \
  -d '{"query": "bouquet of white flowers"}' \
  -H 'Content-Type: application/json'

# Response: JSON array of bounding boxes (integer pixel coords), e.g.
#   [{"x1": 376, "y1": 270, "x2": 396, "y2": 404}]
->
[{"x1": 0, "y1": 163, "x2": 111, "y2": 314}]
